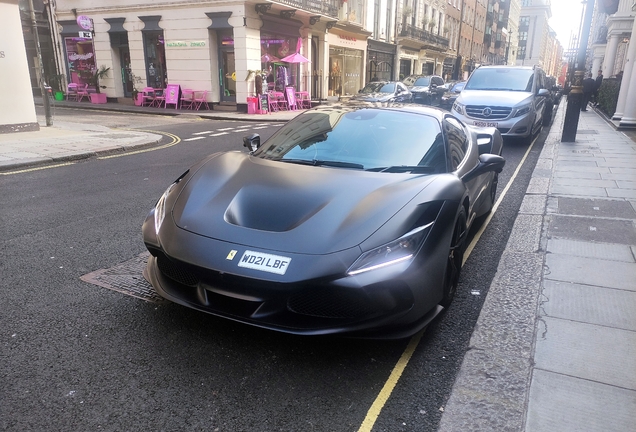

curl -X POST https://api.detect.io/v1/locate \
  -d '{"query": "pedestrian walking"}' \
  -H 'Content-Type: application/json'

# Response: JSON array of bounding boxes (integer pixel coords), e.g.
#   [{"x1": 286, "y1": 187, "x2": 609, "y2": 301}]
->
[
  {"x1": 593, "y1": 69, "x2": 603, "y2": 106},
  {"x1": 581, "y1": 73, "x2": 595, "y2": 111}
]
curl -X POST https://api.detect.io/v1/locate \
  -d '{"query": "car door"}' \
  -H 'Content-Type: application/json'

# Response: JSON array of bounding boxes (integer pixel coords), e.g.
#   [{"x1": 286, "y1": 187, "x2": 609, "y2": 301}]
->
[{"x1": 396, "y1": 82, "x2": 411, "y2": 102}]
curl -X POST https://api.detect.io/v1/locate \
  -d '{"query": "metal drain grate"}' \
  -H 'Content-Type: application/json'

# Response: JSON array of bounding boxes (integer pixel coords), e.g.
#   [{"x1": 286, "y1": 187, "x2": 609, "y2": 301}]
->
[{"x1": 80, "y1": 252, "x2": 167, "y2": 303}]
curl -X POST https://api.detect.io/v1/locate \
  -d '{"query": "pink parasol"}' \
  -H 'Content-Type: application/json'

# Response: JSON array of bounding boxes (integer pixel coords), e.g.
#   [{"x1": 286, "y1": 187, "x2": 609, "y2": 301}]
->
[{"x1": 281, "y1": 38, "x2": 310, "y2": 63}]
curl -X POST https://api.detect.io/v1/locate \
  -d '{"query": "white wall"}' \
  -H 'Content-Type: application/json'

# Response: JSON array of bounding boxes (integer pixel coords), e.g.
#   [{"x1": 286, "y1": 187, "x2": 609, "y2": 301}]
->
[{"x1": 0, "y1": 0, "x2": 39, "y2": 132}]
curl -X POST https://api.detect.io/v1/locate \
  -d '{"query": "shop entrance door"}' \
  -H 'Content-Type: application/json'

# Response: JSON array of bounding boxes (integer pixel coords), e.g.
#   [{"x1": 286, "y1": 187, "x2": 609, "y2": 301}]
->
[
  {"x1": 220, "y1": 48, "x2": 236, "y2": 102},
  {"x1": 120, "y1": 47, "x2": 133, "y2": 98}
]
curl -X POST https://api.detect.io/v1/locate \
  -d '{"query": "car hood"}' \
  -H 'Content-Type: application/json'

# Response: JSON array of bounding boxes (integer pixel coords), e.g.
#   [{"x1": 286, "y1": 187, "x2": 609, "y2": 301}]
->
[
  {"x1": 171, "y1": 152, "x2": 437, "y2": 255},
  {"x1": 351, "y1": 93, "x2": 395, "y2": 102},
  {"x1": 458, "y1": 90, "x2": 533, "y2": 107}
]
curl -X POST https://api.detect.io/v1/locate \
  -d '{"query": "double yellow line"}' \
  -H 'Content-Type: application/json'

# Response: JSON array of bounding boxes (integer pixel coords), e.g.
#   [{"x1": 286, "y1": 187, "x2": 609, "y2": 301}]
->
[{"x1": 0, "y1": 129, "x2": 180, "y2": 176}]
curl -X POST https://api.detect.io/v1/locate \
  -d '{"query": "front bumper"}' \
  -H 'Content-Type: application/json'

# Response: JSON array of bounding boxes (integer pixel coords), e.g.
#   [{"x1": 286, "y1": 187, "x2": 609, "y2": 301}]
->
[
  {"x1": 453, "y1": 111, "x2": 535, "y2": 138},
  {"x1": 141, "y1": 204, "x2": 455, "y2": 338}
]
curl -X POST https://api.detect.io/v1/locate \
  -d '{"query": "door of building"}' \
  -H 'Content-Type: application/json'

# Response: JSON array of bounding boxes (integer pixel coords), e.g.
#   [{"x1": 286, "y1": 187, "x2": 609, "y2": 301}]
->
[
  {"x1": 219, "y1": 33, "x2": 236, "y2": 103},
  {"x1": 120, "y1": 47, "x2": 133, "y2": 98}
]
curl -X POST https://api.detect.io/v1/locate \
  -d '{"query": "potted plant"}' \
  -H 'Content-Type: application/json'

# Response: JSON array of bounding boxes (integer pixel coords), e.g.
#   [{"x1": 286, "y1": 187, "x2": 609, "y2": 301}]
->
[{"x1": 89, "y1": 65, "x2": 111, "y2": 104}]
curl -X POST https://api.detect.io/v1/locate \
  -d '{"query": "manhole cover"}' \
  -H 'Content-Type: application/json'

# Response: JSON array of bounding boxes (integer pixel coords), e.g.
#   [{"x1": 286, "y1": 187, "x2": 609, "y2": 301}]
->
[{"x1": 80, "y1": 252, "x2": 167, "y2": 303}]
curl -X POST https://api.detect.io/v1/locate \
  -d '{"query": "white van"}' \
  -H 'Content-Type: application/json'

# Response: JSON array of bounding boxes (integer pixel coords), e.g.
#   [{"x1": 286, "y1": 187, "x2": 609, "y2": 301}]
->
[{"x1": 451, "y1": 65, "x2": 552, "y2": 144}]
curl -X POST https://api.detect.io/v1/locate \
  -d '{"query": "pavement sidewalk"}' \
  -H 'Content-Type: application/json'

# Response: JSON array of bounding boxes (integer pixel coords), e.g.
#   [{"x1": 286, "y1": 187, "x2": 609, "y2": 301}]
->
[
  {"x1": 439, "y1": 100, "x2": 636, "y2": 431},
  {"x1": 0, "y1": 98, "x2": 302, "y2": 172}
]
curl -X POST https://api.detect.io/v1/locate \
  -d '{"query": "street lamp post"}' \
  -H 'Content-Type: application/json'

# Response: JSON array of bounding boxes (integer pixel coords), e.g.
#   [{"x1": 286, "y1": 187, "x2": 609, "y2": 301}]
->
[{"x1": 562, "y1": 0, "x2": 596, "y2": 142}]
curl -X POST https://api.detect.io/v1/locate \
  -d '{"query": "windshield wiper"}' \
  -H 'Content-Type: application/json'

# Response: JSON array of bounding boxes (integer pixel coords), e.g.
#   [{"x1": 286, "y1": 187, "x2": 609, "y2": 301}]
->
[
  {"x1": 367, "y1": 165, "x2": 437, "y2": 173},
  {"x1": 280, "y1": 159, "x2": 364, "y2": 169}
]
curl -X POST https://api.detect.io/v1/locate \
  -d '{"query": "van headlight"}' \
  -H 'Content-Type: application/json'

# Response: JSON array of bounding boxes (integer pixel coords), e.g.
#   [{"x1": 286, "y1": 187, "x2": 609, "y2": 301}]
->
[
  {"x1": 452, "y1": 101, "x2": 466, "y2": 115},
  {"x1": 514, "y1": 104, "x2": 532, "y2": 117},
  {"x1": 347, "y1": 222, "x2": 434, "y2": 276}
]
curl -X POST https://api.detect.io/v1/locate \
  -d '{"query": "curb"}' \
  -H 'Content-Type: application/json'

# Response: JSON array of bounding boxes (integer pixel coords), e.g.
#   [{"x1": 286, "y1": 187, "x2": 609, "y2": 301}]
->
[{"x1": 438, "y1": 101, "x2": 566, "y2": 431}]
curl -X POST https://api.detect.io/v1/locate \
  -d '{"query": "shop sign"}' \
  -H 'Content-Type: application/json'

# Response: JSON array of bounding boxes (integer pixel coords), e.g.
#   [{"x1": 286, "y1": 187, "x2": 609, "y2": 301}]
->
[
  {"x1": 166, "y1": 41, "x2": 207, "y2": 48},
  {"x1": 76, "y1": 15, "x2": 93, "y2": 31},
  {"x1": 79, "y1": 31, "x2": 92, "y2": 39}
]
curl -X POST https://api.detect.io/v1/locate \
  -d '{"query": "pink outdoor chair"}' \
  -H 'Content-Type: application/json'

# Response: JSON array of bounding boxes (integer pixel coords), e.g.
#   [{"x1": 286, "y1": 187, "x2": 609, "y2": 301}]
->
[
  {"x1": 76, "y1": 84, "x2": 89, "y2": 102},
  {"x1": 180, "y1": 89, "x2": 194, "y2": 109},
  {"x1": 192, "y1": 91, "x2": 210, "y2": 110},
  {"x1": 66, "y1": 83, "x2": 79, "y2": 101},
  {"x1": 151, "y1": 89, "x2": 165, "y2": 107}
]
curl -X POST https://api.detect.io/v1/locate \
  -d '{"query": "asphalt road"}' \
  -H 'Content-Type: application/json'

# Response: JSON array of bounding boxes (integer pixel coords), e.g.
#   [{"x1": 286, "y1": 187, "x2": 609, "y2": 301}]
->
[{"x1": 1, "y1": 107, "x2": 550, "y2": 431}]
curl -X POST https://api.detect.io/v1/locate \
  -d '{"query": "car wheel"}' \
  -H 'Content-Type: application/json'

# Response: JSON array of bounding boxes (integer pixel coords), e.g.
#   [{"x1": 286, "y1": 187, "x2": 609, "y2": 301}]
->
[
  {"x1": 483, "y1": 172, "x2": 499, "y2": 214},
  {"x1": 441, "y1": 207, "x2": 467, "y2": 308}
]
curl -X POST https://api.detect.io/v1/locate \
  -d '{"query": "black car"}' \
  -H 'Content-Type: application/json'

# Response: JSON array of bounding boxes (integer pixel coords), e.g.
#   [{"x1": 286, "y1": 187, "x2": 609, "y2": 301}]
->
[
  {"x1": 402, "y1": 75, "x2": 446, "y2": 105},
  {"x1": 350, "y1": 81, "x2": 413, "y2": 103},
  {"x1": 142, "y1": 104, "x2": 505, "y2": 338},
  {"x1": 440, "y1": 81, "x2": 467, "y2": 110}
]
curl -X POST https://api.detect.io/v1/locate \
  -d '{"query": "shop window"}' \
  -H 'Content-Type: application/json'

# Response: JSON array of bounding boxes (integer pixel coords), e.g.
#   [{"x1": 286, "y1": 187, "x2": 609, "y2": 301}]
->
[
  {"x1": 329, "y1": 47, "x2": 362, "y2": 97},
  {"x1": 143, "y1": 31, "x2": 167, "y2": 89},
  {"x1": 65, "y1": 37, "x2": 96, "y2": 87}
]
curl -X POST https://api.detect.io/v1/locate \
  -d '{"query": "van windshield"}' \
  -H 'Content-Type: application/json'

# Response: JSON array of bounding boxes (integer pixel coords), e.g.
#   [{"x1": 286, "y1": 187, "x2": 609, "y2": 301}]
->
[{"x1": 465, "y1": 68, "x2": 534, "y2": 92}]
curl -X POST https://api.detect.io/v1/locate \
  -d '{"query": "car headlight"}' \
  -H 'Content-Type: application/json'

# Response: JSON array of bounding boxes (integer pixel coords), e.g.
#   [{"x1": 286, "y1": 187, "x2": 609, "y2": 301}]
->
[
  {"x1": 154, "y1": 183, "x2": 176, "y2": 235},
  {"x1": 347, "y1": 222, "x2": 434, "y2": 276},
  {"x1": 452, "y1": 101, "x2": 465, "y2": 115},
  {"x1": 154, "y1": 170, "x2": 189, "y2": 235},
  {"x1": 514, "y1": 103, "x2": 532, "y2": 117}
]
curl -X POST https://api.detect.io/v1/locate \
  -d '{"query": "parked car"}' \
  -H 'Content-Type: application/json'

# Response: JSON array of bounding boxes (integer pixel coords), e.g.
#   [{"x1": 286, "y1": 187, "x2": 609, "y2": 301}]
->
[
  {"x1": 350, "y1": 81, "x2": 412, "y2": 103},
  {"x1": 440, "y1": 81, "x2": 467, "y2": 110},
  {"x1": 142, "y1": 104, "x2": 505, "y2": 339},
  {"x1": 451, "y1": 65, "x2": 552, "y2": 143},
  {"x1": 402, "y1": 75, "x2": 446, "y2": 105}
]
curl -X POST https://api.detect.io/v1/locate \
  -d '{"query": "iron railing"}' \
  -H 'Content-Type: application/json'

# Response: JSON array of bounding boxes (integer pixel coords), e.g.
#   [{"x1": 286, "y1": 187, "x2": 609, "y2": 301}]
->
[
  {"x1": 272, "y1": 0, "x2": 340, "y2": 18},
  {"x1": 399, "y1": 24, "x2": 450, "y2": 50}
]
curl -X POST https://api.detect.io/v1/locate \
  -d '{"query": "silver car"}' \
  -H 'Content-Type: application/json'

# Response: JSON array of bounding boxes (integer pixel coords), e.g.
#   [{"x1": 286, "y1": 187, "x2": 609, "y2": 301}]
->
[{"x1": 451, "y1": 66, "x2": 551, "y2": 143}]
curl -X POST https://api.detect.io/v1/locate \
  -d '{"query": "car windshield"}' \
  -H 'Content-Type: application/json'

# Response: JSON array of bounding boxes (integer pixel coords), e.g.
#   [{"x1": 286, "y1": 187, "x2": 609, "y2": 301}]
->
[
  {"x1": 413, "y1": 77, "x2": 431, "y2": 86},
  {"x1": 451, "y1": 82, "x2": 465, "y2": 92},
  {"x1": 255, "y1": 108, "x2": 445, "y2": 173},
  {"x1": 359, "y1": 82, "x2": 395, "y2": 94},
  {"x1": 465, "y1": 68, "x2": 534, "y2": 92}
]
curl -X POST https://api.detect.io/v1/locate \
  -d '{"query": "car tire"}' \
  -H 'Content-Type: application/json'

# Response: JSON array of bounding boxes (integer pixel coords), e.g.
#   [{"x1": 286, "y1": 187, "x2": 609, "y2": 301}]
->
[{"x1": 441, "y1": 207, "x2": 467, "y2": 308}]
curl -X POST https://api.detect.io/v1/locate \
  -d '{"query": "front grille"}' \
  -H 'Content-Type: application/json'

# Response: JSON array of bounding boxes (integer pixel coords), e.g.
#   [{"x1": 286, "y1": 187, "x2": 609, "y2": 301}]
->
[
  {"x1": 466, "y1": 105, "x2": 512, "y2": 120},
  {"x1": 157, "y1": 254, "x2": 199, "y2": 286},
  {"x1": 288, "y1": 288, "x2": 378, "y2": 319}
]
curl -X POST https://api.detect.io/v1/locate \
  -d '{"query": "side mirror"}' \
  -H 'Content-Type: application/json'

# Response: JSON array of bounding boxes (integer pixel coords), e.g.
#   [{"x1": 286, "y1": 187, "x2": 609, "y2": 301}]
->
[
  {"x1": 243, "y1": 133, "x2": 261, "y2": 152},
  {"x1": 462, "y1": 154, "x2": 505, "y2": 183},
  {"x1": 537, "y1": 88, "x2": 550, "y2": 97}
]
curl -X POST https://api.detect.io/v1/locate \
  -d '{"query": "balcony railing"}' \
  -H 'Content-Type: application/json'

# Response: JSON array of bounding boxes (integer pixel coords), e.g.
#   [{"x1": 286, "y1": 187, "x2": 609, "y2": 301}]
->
[
  {"x1": 399, "y1": 24, "x2": 450, "y2": 50},
  {"x1": 273, "y1": 0, "x2": 340, "y2": 18}
]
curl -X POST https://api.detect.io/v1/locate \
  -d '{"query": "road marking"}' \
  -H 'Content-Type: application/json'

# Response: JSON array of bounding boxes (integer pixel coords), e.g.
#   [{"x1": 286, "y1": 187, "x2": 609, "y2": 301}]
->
[
  {"x1": 357, "y1": 134, "x2": 540, "y2": 432},
  {"x1": 217, "y1": 127, "x2": 234, "y2": 131},
  {"x1": 98, "y1": 130, "x2": 181, "y2": 159},
  {"x1": 253, "y1": 126, "x2": 269, "y2": 130},
  {"x1": 0, "y1": 162, "x2": 74, "y2": 175},
  {"x1": 192, "y1": 131, "x2": 214, "y2": 135},
  {"x1": 210, "y1": 132, "x2": 229, "y2": 137},
  {"x1": 184, "y1": 136, "x2": 206, "y2": 142}
]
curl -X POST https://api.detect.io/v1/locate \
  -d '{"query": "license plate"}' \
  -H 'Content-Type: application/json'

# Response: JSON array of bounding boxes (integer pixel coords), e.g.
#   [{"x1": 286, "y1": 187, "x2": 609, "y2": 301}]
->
[
  {"x1": 237, "y1": 250, "x2": 291, "y2": 275},
  {"x1": 474, "y1": 121, "x2": 498, "y2": 128}
]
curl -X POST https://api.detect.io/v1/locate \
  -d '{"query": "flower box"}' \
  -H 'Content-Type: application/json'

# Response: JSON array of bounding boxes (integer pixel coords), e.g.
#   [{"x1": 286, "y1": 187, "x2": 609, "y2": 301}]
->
[{"x1": 90, "y1": 93, "x2": 107, "y2": 104}]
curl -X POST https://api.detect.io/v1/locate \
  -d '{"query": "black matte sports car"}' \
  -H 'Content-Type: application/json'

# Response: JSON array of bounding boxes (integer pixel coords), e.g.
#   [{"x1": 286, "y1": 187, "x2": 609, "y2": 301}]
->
[{"x1": 142, "y1": 104, "x2": 505, "y2": 338}]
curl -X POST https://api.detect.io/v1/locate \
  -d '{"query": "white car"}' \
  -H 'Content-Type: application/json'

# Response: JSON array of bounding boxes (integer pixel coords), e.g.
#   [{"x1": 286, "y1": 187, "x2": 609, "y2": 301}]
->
[{"x1": 451, "y1": 65, "x2": 552, "y2": 144}]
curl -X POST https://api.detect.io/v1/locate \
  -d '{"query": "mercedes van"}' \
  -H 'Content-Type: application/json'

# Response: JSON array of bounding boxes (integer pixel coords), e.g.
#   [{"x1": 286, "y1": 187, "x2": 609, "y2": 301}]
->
[{"x1": 451, "y1": 65, "x2": 551, "y2": 143}]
